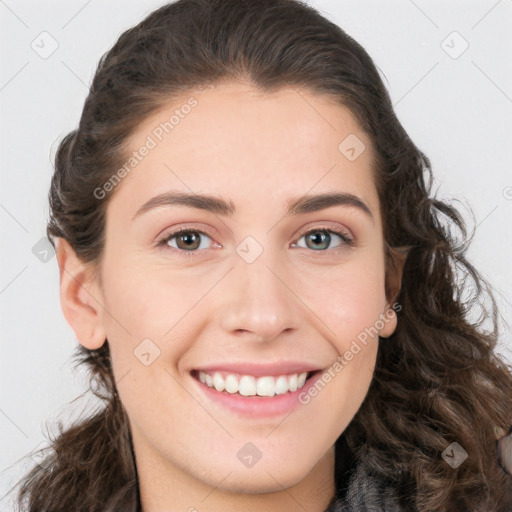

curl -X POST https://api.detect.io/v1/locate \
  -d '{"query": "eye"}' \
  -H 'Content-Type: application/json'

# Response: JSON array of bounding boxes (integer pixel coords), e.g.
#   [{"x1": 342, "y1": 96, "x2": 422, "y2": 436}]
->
[
  {"x1": 291, "y1": 227, "x2": 354, "y2": 251},
  {"x1": 158, "y1": 228, "x2": 218, "y2": 254}
]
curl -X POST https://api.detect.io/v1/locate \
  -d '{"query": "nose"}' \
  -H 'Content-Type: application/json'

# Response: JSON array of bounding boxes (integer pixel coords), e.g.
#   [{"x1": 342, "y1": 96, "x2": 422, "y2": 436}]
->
[{"x1": 217, "y1": 252, "x2": 302, "y2": 343}]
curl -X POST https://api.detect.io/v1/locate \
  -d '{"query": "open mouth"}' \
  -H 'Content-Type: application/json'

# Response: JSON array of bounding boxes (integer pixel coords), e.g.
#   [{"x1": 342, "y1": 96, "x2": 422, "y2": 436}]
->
[{"x1": 190, "y1": 368, "x2": 322, "y2": 398}]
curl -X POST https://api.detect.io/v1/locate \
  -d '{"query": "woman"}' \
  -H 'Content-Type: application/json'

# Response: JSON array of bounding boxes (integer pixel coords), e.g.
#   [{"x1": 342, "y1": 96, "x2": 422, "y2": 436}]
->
[{"x1": 14, "y1": 0, "x2": 512, "y2": 510}]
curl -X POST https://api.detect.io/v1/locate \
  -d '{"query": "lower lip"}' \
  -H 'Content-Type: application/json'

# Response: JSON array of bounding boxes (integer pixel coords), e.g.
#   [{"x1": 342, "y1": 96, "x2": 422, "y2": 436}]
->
[{"x1": 191, "y1": 370, "x2": 324, "y2": 418}]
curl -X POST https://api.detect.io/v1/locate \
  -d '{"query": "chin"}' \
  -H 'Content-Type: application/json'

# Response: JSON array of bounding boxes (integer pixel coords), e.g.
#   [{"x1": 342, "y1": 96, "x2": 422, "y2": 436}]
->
[{"x1": 212, "y1": 469, "x2": 306, "y2": 495}]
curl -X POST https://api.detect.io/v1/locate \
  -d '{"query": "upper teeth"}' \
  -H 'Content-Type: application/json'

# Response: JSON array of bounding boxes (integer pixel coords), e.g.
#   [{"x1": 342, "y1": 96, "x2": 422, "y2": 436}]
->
[{"x1": 198, "y1": 371, "x2": 309, "y2": 397}]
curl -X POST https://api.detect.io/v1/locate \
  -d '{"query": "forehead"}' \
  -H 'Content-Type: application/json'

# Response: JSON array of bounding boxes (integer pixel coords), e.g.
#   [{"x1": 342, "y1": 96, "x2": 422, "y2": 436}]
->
[{"x1": 112, "y1": 81, "x2": 379, "y2": 220}]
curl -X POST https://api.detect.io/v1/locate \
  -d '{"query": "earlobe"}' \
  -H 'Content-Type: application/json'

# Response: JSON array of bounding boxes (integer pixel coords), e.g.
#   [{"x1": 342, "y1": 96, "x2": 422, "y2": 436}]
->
[
  {"x1": 56, "y1": 238, "x2": 106, "y2": 350},
  {"x1": 379, "y1": 304, "x2": 397, "y2": 339}
]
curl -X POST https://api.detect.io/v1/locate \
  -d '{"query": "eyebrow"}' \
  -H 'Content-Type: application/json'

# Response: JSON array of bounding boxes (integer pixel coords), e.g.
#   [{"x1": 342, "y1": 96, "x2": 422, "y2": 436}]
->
[{"x1": 132, "y1": 191, "x2": 374, "y2": 222}]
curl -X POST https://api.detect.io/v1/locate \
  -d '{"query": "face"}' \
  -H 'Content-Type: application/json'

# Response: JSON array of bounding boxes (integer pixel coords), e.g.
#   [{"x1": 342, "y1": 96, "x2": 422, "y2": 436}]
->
[{"x1": 67, "y1": 81, "x2": 398, "y2": 499}]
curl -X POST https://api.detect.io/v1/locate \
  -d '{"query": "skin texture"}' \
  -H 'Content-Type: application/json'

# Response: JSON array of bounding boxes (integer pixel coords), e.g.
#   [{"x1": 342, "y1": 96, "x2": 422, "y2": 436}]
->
[{"x1": 57, "y1": 81, "x2": 401, "y2": 512}]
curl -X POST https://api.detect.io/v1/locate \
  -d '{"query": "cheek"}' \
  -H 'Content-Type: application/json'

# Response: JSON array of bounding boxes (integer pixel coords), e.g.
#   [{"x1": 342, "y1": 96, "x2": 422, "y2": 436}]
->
[
  {"x1": 98, "y1": 253, "x2": 219, "y2": 394},
  {"x1": 296, "y1": 254, "x2": 387, "y2": 351},
  {"x1": 100, "y1": 254, "x2": 203, "y2": 336},
  {"x1": 296, "y1": 261, "x2": 384, "y2": 426}
]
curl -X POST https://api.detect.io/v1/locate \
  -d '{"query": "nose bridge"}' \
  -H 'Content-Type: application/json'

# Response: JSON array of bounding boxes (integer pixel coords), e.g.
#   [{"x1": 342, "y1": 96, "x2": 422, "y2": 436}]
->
[{"x1": 218, "y1": 244, "x2": 301, "y2": 340}]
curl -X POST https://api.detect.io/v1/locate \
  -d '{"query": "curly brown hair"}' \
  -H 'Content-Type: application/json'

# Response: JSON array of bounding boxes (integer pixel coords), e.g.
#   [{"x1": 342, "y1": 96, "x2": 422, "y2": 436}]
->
[{"x1": 12, "y1": 0, "x2": 512, "y2": 510}]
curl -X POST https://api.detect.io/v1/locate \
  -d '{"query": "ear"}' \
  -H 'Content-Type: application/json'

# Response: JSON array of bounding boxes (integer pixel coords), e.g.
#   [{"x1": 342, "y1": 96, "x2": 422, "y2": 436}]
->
[
  {"x1": 380, "y1": 244, "x2": 409, "y2": 338},
  {"x1": 55, "y1": 237, "x2": 106, "y2": 350}
]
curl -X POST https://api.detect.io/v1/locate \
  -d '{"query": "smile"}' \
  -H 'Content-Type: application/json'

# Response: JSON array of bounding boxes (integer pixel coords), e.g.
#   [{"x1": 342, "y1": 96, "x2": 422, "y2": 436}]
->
[{"x1": 197, "y1": 370, "x2": 310, "y2": 397}]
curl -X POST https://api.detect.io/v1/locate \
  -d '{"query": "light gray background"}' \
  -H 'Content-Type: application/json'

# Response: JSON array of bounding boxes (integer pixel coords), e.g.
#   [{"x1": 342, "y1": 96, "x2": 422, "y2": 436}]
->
[{"x1": 1, "y1": 0, "x2": 511, "y2": 509}]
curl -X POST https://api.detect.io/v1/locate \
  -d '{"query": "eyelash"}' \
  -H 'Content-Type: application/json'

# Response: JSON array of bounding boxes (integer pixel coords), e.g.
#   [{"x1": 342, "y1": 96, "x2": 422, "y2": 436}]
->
[{"x1": 157, "y1": 225, "x2": 354, "y2": 256}]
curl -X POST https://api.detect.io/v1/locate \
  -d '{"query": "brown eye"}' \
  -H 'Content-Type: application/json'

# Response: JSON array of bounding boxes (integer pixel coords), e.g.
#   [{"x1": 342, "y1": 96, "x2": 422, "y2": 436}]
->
[{"x1": 160, "y1": 229, "x2": 214, "y2": 252}]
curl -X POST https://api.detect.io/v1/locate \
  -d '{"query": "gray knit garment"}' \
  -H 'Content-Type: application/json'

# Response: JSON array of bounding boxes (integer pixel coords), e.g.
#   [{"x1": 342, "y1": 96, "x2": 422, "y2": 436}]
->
[{"x1": 324, "y1": 455, "x2": 410, "y2": 512}]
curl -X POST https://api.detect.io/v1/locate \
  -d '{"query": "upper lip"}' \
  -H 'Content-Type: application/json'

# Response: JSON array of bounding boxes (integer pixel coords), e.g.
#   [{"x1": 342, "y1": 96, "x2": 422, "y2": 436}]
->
[{"x1": 191, "y1": 361, "x2": 324, "y2": 377}]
